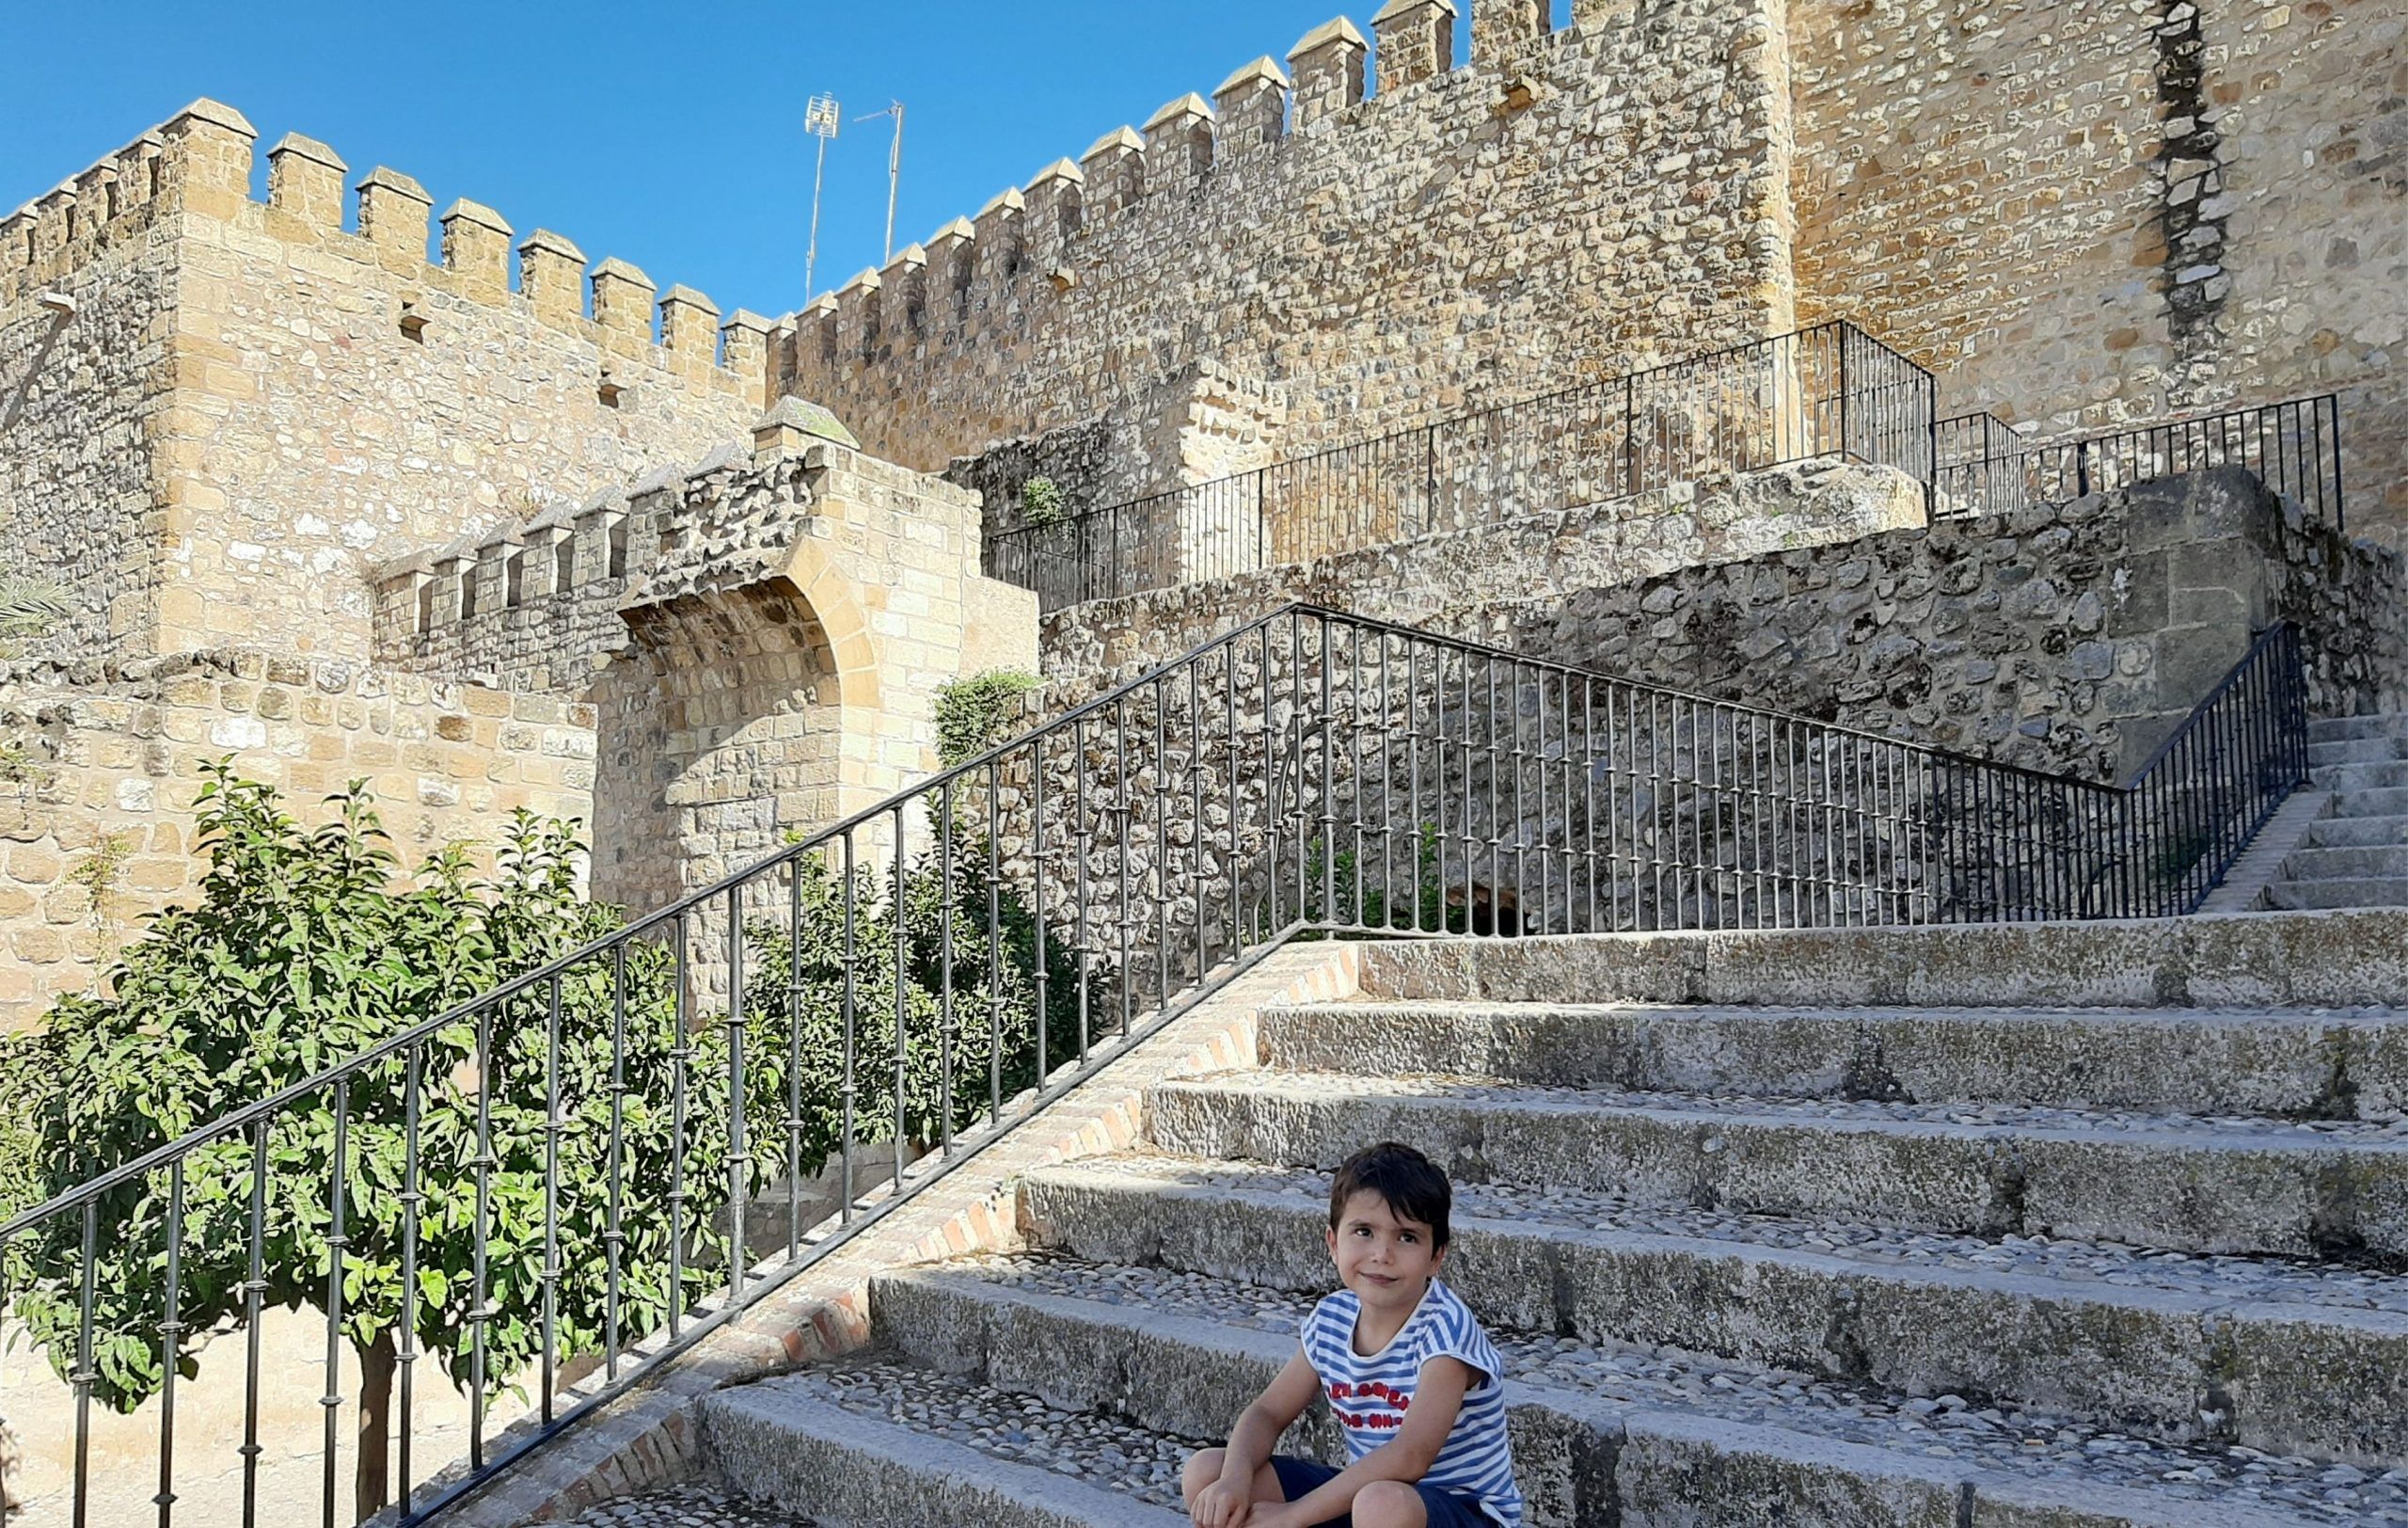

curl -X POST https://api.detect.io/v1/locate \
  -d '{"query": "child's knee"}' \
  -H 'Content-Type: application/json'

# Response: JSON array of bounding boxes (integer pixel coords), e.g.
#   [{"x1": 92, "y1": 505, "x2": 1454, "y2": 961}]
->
[
  {"x1": 1354, "y1": 1479, "x2": 1428, "y2": 1528},
  {"x1": 1180, "y1": 1448, "x2": 1227, "y2": 1501}
]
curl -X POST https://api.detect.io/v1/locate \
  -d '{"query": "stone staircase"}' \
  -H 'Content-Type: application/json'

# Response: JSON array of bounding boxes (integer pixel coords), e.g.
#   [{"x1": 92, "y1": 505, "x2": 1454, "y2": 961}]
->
[
  {"x1": 629, "y1": 917, "x2": 2408, "y2": 1528},
  {"x1": 2264, "y1": 714, "x2": 2408, "y2": 911}
]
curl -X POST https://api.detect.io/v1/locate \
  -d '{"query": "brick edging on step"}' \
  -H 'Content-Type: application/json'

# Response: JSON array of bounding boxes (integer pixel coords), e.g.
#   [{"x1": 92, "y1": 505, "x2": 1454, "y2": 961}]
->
[{"x1": 436, "y1": 944, "x2": 1363, "y2": 1527}]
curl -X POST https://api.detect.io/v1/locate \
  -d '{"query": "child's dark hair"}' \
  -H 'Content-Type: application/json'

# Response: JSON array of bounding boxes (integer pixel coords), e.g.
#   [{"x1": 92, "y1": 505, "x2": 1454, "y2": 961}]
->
[{"x1": 1328, "y1": 1141, "x2": 1451, "y2": 1248}]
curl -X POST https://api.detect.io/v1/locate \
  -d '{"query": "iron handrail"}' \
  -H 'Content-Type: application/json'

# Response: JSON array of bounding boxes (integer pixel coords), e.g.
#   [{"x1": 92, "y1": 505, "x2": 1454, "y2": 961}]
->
[{"x1": 0, "y1": 600, "x2": 2306, "y2": 1528}]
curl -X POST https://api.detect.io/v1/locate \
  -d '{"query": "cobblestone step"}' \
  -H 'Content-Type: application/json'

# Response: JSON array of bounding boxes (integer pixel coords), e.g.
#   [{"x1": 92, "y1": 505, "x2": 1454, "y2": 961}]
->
[
  {"x1": 2314, "y1": 761, "x2": 2408, "y2": 791},
  {"x1": 2311, "y1": 716, "x2": 2408, "y2": 743},
  {"x1": 556, "y1": 1486, "x2": 817, "y2": 1527},
  {"x1": 873, "y1": 1254, "x2": 2374, "y2": 1527},
  {"x1": 1144, "y1": 1070, "x2": 2408, "y2": 1259},
  {"x1": 2309, "y1": 737, "x2": 2408, "y2": 767},
  {"x1": 1345, "y1": 911, "x2": 2408, "y2": 1010},
  {"x1": 1016, "y1": 1155, "x2": 2408, "y2": 1467},
  {"x1": 2305, "y1": 814, "x2": 2408, "y2": 850},
  {"x1": 698, "y1": 1368, "x2": 1190, "y2": 1528},
  {"x1": 2267, "y1": 879, "x2": 2408, "y2": 910},
  {"x1": 2284, "y1": 846, "x2": 2408, "y2": 881},
  {"x1": 2327, "y1": 788, "x2": 2408, "y2": 820},
  {"x1": 1255, "y1": 1000, "x2": 2408, "y2": 1118}
]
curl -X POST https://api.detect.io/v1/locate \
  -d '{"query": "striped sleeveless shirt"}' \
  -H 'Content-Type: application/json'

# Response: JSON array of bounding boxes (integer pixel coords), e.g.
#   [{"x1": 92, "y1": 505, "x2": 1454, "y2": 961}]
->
[{"x1": 1298, "y1": 1279, "x2": 1524, "y2": 1528}]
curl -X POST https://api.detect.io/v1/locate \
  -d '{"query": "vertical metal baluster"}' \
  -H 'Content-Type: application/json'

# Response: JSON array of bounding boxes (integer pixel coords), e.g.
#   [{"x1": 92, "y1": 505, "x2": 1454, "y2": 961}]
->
[
  {"x1": 1583, "y1": 678, "x2": 1598, "y2": 933},
  {"x1": 1484, "y1": 655, "x2": 1500, "y2": 935},
  {"x1": 542, "y1": 974, "x2": 563, "y2": 1420},
  {"x1": 241, "y1": 1122, "x2": 267, "y2": 1527},
  {"x1": 1533, "y1": 666, "x2": 1551, "y2": 934},
  {"x1": 1190, "y1": 660, "x2": 1208, "y2": 982},
  {"x1": 399, "y1": 1042, "x2": 422, "y2": 1516},
  {"x1": 988, "y1": 761, "x2": 1005, "y2": 1119},
  {"x1": 1116, "y1": 694, "x2": 1134, "y2": 1037},
  {"x1": 154, "y1": 1159, "x2": 183, "y2": 1528},
  {"x1": 668, "y1": 917, "x2": 691, "y2": 1331},
  {"x1": 469, "y1": 996, "x2": 494, "y2": 1470},
  {"x1": 895, "y1": 805, "x2": 911, "y2": 1189},
  {"x1": 1294, "y1": 613, "x2": 1310, "y2": 927},
  {"x1": 726, "y1": 891, "x2": 751, "y2": 1306},
  {"x1": 1226, "y1": 641, "x2": 1241, "y2": 954},
  {"x1": 320, "y1": 1080, "x2": 348, "y2": 1528},
  {"x1": 1409, "y1": 641, "x2": 1425, "y2": 932},
  {"x1": 786, "y1": 859, "x2": 804, "y2": 1261},
  {"x1": 841, "y1": 834, "x2": 859, "y2": 1219},
  {"x1": 1074, "y1": 713, "x2": 1092, "y2": 1060},
  {"x1": 605, "y1": 943, "x2": 627, "y2": 1378},
  {"x1": 73, "y1": 1199, "x2": 96, "y2": 1528},
  {"x1": 941, "y1": 782, "x2": 958, "y2": 1154},
  {"x1": 1319, "y1": 613, "x2": 1339, "y2": 931},
  {"x1": 1154, "y1": 679, "x2": 1172, "y2": 1008}
]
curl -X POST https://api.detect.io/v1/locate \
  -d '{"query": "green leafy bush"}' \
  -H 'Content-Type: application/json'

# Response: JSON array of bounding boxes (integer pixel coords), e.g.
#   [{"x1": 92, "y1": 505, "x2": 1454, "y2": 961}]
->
[
  {"x1": 1019, "y1": 474, "x2": 1069, "y2": 530},
  {"x1": 933, "y1": 669, "x2": 1039, "y2": 766},
  {"x1": 0, "y1": 766, "x2": 1082, "y2": 1515}
]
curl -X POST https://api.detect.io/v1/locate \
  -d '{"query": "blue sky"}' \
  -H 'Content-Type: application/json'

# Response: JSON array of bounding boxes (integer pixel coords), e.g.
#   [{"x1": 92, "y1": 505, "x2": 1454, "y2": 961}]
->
[{"x1": 0, "y1": 1, "x2": 1521, "y2": 325}]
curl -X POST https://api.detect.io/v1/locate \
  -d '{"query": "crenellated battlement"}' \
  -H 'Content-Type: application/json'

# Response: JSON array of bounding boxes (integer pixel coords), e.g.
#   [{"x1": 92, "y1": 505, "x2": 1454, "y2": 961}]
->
[
  {"x1": 772, "y1": 0, "x2": 1576, "y2": 366},
  {"x1": 2, "y1": 98, "x2": 772, "y2": 404},
  {"x1": 775, "y1": 0, "x2": 1791, "y2": 470}
]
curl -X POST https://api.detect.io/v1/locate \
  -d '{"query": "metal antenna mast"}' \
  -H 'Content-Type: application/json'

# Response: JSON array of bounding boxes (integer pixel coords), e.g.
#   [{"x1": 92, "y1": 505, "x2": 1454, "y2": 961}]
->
[
  {"x1": 803, "y1": 92, "x2": 841, "y2": 303},
  {"x1": 855, "y1": 101, "x2": 906, "y2": 263}
]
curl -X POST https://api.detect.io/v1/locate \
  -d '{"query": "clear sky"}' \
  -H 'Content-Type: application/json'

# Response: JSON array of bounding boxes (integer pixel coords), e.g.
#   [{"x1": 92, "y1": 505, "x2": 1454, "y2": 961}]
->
[{"x1": 0, "y1": 1, "x2": 1526, "y2": 326}]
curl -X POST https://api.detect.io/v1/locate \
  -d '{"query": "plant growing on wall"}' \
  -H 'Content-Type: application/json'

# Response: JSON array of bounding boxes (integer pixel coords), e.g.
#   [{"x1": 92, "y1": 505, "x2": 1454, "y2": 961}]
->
[
  {"x1": 0, "y1": 570, "x2": 69, "y2": 660},
  {"x1": 0, "y1": 769, "x2": 1079, "y2": 1519},
  {"x1": 933, "y1": 669, "x2": 1040, "y2": 766},
  {"x1": 65, "y1": 828, "x2": 136, "y2": 963},
  {"x1": 1019, "y1": 474, "x2": 1069, "y2": 531}
]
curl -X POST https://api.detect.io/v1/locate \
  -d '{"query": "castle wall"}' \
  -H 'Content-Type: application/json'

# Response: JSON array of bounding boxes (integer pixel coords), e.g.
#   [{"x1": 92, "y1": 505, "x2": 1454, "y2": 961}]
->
[
  {"x1": 0, "y1": 125, "x2": 183, "y2": 658},
  {"x1": 0, "y1": 648, "x2": 595, "y2": 1029},
  {"x1": 1788, "y1": 0, "x2": 2406, "y2": 538},
  {"x1": 785, "y1": 0, "x2": 1798, "y2": 477}
]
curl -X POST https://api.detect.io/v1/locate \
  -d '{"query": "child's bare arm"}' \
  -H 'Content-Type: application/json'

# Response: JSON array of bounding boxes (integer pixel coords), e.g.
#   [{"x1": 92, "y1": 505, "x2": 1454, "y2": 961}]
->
[
  {"x1": 1254, "y1": 1357, "x2": 1477, "y2": 1528},
  {"x1": 1194, "y1": 1351, "x2": 1320, "y2": 1528}
]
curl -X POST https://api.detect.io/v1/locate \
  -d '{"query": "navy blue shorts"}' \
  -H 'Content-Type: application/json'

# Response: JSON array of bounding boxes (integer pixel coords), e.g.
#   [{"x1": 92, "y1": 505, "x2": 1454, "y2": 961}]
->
[{"x1": 1268, "y1": 1456, "x2": 1497, "y2": 1528}]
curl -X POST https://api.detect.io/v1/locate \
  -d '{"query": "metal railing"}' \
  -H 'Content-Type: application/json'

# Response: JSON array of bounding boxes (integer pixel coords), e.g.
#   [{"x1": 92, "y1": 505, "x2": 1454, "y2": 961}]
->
[
  {"x1": 1934, "y1": 394, "x2": 2346, "y2": 531},
  {"x1": 0, "y1": 603, "x2": 2305, "y2": 1528},
  {"x1": 985, "y1": 322, "x2": 1939, "y2": 612}
]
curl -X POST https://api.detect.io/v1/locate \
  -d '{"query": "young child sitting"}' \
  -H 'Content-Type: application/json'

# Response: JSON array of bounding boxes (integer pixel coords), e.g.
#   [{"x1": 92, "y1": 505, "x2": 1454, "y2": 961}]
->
[{"x1": 1180, "y1": 1141, "x2": 1524, "y2": 1528}]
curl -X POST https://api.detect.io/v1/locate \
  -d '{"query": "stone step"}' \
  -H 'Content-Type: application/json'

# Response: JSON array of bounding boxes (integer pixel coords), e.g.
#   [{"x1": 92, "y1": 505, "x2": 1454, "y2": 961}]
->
[
  {"x1": 699, "y1": 1366, "x2": 1192, "y2": 1528},
  {"x1": 2264, "y1": 878, "x2": 2408, "y2": 911},
  {"x1": 555, "y1": 1486, "x2": 817, "y2": 1527},
  {"x1": 2282, "y1": 845, "x2": 2408, "y2": 881},
  {"x1": 1145, "y1": 1070, "x2": 2408, "y2": 1259},
  {"x1": 2328, "y1": 788, "x2": 2408, "y2": 820},
  {"x1": 1015, "y1": 1156, "x2": 2408, "y2": 1467},
  {"x1": 1345, "y1": 910, "x2": 2408, "y2": 1011},
  {"x1": 2309, "y1": 715, "x2": 2408, "y2": 743},
  {"x1": 2305, "y1": 813, "x2": 2408, "y2": 850},
  {"x1": 873, "y1": 1255, "x2": 2362, "y2": 1528},
  {"x1": 2309, "y1": 736, "x2": 2408, "y2": 767},
  {"x1": 1255, "y1": 1000, "x2": 2408, "y2": 1119},
  {"x1": 2312, "y1": 760, "x2": 2408, "y2": 790}
]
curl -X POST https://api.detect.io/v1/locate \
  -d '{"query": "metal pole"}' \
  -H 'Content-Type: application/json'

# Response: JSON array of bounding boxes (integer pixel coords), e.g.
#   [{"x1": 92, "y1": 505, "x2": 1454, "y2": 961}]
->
[{"x1": 805, "y1": 131, "x2": 830, "y2": 303}]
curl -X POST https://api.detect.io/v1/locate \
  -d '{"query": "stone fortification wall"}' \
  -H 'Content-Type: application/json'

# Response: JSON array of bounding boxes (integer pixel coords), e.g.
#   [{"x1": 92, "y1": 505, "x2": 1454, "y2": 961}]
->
[
  {"x1": 783, "y1": 0, "x2": 1798, "y2": 476},
  {"x1": 1791, "y1": 0, "x2": 2406, "y2": 536},
  {"x1": 1476, "y1": 470, "x2": 2406, "y2": 779},
  {"x1": 1039, "y1": 458, "x2": 1928, "y2": 684},
  {"x1": 0, "y1": 648, "x2": 594, "y2": 1029},
  {"x1": 0, "y1": 100, "x2": 775, "y2": 668},
  {"x1": 0, "y1": 116, "x2": 188, "y2": 658}
]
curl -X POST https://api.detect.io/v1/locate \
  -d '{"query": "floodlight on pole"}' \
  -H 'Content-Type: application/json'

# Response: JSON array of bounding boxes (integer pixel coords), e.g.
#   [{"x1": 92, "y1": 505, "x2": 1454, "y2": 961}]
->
[
  {"x1": 854, "y1": 101, "x2": 905, "y2": 266},
  {"x1": 803, "y1": 92, "x2": 840, "y2": 304}
]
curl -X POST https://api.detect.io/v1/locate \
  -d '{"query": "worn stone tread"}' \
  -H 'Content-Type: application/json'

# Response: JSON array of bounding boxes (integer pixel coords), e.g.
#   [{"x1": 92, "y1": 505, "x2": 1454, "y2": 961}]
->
[
  {"x1": 1145, "y1": 1067, "x2": 2408, "y2": 1258},
  {"x1": 872, "y1": 1256, "x2": 2375, "y2": 1526},
  {"x1": 1015, "y1": 1155, "x2": 2408, "y2": 1465},
  {"x1": 1257, "y1": 998, "x2": 2408, "y2": 1116},
  {"x1": 701, "y1": 1370, "x2": 1192, "y2": 1527}
]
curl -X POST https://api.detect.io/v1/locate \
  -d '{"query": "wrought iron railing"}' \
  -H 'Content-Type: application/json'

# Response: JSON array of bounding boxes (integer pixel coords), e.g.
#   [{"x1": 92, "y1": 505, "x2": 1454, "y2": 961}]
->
[
  {"x1": 985, "y1": 322, "x2": 1939, "y2": 613},
  {"x1": 0, "y1": 603, "x2": 2305, "y2": 1527},
  {"x1": 1934, "y1": 394, "x2": 2346, "y2": 531}
]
